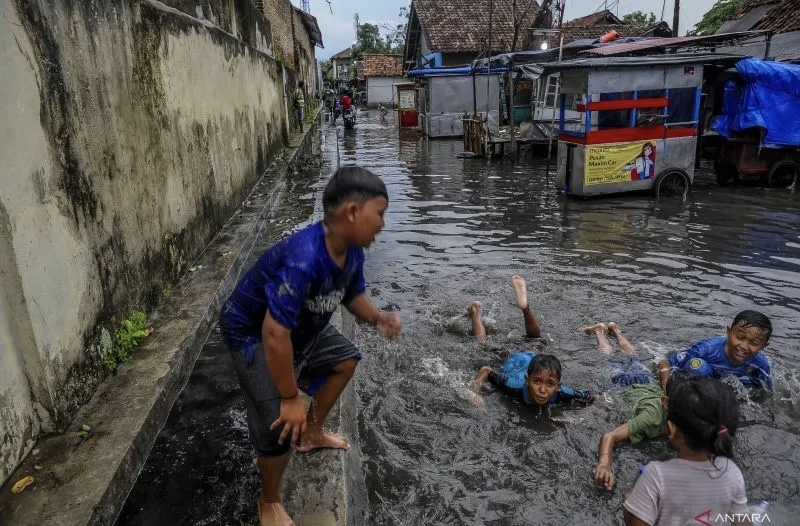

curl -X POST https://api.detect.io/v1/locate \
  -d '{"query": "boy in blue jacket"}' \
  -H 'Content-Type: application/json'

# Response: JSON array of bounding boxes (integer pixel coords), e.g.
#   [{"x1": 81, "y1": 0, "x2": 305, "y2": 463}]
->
[
  {"x1": 470, "y1": 276, "x2": 594, "y2": 408},
  {"x1": 657, "y1": 310, "x2": 773, "y2": 391}
]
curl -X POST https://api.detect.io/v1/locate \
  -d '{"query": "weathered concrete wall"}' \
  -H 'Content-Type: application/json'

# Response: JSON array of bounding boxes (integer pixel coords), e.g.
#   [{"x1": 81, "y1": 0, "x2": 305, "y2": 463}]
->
[{"x1": 0, "y1": 0, "x2": 291, "y2": 486}]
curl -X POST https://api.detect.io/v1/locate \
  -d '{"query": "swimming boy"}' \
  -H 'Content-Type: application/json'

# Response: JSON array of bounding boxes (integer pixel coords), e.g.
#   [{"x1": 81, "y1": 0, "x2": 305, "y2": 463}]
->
[
  {"x1": 584, "y1": 322, "x2": 688, "y2": 490},
  {"x1": 657, "y1": 310, "x2": 773, "y2": 391},
  {"x1": 219, "y1": 166, "x2": 402, "y2": 526},
  {"x1": 470, "y1": 276, "x2": 594, "y2": 409}
]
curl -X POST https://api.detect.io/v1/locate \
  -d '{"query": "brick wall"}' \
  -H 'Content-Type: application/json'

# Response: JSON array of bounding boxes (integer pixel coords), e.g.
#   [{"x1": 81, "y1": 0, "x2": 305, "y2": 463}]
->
[
  {"x1": 293, "y1": 8, "x2": 315, "y2": 90},
  {"x1": 263, "y1": 0, "x2": 294, "y2": 66}
]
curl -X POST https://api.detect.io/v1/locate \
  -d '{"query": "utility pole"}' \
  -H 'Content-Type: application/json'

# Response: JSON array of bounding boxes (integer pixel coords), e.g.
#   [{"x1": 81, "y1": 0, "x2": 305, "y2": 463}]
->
[{"x1": 672, "y1": 0, "x2": 680, "y2": 37}]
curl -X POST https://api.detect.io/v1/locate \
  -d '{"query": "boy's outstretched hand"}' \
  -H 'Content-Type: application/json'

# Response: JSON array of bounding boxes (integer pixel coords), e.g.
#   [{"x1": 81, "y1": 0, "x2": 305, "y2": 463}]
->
[
  {"x1": 594, "y1": 462, "x2": 615, "y2": 490},
  {"x1": 377, "y1": 311, "x2": 402, "y2": 339}
]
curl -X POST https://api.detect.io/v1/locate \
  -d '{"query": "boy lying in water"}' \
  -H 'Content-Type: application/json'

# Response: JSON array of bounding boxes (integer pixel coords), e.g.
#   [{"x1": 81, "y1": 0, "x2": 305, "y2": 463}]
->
[{"x1": 470, "y1": 276, "x2": 594, "y2": 409}]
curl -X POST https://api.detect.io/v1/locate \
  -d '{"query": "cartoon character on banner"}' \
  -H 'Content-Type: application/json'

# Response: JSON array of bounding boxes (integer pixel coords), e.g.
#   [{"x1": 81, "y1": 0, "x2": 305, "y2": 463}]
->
[{"x1": 623, "y1": 142, "x2": 656, "y2": 180}]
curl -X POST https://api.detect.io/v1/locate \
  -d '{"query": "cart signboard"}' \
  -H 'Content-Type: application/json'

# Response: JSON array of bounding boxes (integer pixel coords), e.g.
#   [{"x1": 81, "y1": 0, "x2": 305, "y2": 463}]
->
[{"x1": 585, "y1": 141, "x2": 657, "y2": 186}]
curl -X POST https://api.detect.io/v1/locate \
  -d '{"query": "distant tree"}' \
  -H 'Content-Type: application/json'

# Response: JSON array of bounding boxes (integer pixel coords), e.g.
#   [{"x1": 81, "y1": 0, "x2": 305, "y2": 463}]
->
[
  {"x1": 383, "y1": 7, "x2": 409, "y2": 54},
  {"x1": 352, "y1": 23, "x2": 391, "y2": 58},
  {"x1": 621, "y1": 11, "x2": 657, "y2": 26},
  {"x1": 693, "y1": 0, "x2": 745, "y2": 35}
]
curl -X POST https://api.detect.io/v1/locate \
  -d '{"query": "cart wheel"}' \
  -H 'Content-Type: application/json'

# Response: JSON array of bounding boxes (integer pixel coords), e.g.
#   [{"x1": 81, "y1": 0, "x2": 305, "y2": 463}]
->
[
  {"x1": 653, "y1": 169, "x2": 690, "y2": 199},
  {"x1": 715, "y1": 161, "x2": 739, "y2": 186},
  {"x1": 767, "y1": 161, "x2": 798, "y2": 189}
]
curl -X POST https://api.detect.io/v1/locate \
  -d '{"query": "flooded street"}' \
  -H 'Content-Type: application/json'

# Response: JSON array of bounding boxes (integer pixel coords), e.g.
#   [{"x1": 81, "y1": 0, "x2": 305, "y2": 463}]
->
[{"x1": 119, "y1": 111, "x2": 800, "y2": 525}]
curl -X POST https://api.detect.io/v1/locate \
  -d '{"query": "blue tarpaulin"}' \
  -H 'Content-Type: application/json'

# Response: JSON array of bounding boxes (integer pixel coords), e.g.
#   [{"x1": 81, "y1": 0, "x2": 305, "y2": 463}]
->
[{"x1": 713, "y1": 58, "x2": 800, "y2": 147}]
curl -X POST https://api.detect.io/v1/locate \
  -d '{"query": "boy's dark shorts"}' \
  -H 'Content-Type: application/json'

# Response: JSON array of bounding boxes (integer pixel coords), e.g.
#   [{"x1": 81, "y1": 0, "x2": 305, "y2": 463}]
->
[
  {"x1": 229, "y1": 324, "x2": 361, "y2": 457},
  {"x1": 609, "y1": 356, "x2": 655, "y2": 387}
]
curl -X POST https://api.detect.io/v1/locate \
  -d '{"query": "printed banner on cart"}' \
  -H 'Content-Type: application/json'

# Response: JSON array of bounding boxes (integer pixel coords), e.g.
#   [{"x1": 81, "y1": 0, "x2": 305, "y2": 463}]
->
[{"x1": 584, "y1": 141, "x2": 657, "y2": 186}]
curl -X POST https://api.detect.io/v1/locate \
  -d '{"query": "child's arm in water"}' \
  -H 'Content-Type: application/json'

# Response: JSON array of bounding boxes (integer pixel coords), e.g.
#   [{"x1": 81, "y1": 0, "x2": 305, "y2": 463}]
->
[
  {"x1": 262, "y1": 312, "x2": 306, "y2": 447},
  {"x1": 345, "y1": 293, "x2": 401, "y2": 339},
  {"x1": 595, "y1": 423, "x2": 631, "y2": 490},
  {"x1": 472, "y1": 366, "x2": 494, "y2": 393},
  {"x1": 468, "y1": 366, "x2": 495, "y2": 407}
]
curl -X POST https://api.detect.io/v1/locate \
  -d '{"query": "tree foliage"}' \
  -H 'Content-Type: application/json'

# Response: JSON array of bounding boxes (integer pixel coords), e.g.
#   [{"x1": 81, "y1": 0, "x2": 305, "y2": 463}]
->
[
  {"x1": 352, "y1": 23, "x2": 390, "y2": 58},
  {"x1": 621, "y1": 11, "x2": 657, "y2": 26},
  {"x1": 354, "y1": 8, "x2": 409, "y2": 58},
  {"x1": 693, "y1": 0, "x2": 744, "y2": 35}
]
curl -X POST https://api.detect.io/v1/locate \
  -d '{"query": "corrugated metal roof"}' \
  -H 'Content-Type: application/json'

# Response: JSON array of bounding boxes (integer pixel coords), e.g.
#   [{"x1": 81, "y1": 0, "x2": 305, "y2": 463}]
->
[
  {"x1": 583, "y1": 32, "x2": 765, "y2": 56},
  {"x1": 518, "y1": 53, "x2": 746, "y2": 79},
  {"x1": 718, "y1": 29, "x2": 800, "y2": 61}
]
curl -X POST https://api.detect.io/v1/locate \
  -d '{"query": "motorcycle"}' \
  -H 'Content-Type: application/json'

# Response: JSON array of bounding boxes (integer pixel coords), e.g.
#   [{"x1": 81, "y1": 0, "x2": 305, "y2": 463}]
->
[{"x1": 342, "y1": 107, "x2": 356, "y2": 129}]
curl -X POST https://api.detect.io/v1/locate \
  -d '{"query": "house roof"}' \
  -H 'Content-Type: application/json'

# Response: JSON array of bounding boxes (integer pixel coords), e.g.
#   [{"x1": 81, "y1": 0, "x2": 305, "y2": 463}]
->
[
  {"x1": 412, "y1": 0, "x2": 541, "y2": 53},
  {"x1": 727, "y1": 0, "x2": 800, "y2": 33},
  {"x1": 563, "y1": 9, "x2": 623, "y2": 27},
  {"x1": 293, "y1": 7, "x2": 324, "y2": 48},
  {"x1": 331, "y1": 47, "x2": 353, "y2": 60},
  {"x1": 363, "y1": 54, "x2": 404, "y2": 77}
]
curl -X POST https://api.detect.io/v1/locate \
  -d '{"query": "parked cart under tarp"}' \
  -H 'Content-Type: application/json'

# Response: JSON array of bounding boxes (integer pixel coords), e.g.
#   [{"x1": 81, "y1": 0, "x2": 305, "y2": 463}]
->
[{"x1": 712, "y1": 58, "x2": 800, "y2": 189}]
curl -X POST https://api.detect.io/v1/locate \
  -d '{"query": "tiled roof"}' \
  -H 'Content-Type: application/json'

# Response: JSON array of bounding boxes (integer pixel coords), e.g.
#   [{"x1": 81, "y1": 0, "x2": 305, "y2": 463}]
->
[
  {"x1": 363, "y1": 54, "x2": 404, "y2": 77},
  {"x1": 564, "y1": 9, "x2": 623, "y2": 27},
  {"x1": 413, "y1": 0, "x2": 541, "y2": 53},
  {"x1": 734, "y1": 0, "x2": 800, "y2": 33}
]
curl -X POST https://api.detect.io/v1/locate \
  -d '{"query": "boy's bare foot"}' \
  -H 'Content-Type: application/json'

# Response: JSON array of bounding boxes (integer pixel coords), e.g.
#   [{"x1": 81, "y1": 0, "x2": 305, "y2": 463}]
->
[
  {"x1": 295, "y1": 432, "x2": 350, "y2": 453},
  {"x1": 511, "y1": 275, "x2": 528, "y2": 310},
  {"x1": 465, "y1": 301, "x2": 481, "y2": 318},
  {"x1": 607, "y1": 322, "x2": 620, "y2": 335},
  {"x1": 258, "y1": 499, "x2": 295, "y2": 526},
  {"x1": 582, "y1": 323, "x2": 607, "y2": 335}
]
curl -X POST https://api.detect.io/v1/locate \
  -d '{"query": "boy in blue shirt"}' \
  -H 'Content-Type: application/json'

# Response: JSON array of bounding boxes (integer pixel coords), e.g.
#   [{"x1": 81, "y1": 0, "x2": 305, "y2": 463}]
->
[
  {"x1": 219, "y1": 166, "x2": 402, "y2": 526},
  {"x1": 470, "y1": 276, "x2": 594, "y2": 408},
  {"x1": 657, "y1": 310, "x2": 773, "y2": 391}
]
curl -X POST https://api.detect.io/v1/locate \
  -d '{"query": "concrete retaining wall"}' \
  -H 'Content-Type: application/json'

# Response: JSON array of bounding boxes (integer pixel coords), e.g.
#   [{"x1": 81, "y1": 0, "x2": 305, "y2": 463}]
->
[{"x1": 0, "y1": 0, "x2": 295, "y2": 486}]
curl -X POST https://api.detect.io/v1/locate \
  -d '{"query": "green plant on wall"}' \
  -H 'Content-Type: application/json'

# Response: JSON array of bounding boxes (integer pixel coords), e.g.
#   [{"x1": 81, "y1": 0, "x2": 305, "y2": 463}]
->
[{"x1": 104, "y1": 311, "x2": 150, "y2": 374}]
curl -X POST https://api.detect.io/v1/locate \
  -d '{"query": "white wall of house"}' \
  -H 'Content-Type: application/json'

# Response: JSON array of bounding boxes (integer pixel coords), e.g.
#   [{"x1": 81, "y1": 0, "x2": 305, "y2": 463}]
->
[{"x1": 366, "y1": 77, "x2": 405, "y2": 106}]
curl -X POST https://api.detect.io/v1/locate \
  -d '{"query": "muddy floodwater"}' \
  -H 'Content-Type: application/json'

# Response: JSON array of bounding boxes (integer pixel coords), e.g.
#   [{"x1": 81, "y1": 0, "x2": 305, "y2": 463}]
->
[{"x1": 119, "y1": 112, "x2": 800, "y2": 525}]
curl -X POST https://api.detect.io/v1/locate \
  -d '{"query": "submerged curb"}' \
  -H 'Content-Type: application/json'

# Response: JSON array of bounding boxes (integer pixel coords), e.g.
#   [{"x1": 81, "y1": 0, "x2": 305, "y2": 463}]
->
[{"x1": 0, "y1": 121, "x2": 323, "y2": 526}]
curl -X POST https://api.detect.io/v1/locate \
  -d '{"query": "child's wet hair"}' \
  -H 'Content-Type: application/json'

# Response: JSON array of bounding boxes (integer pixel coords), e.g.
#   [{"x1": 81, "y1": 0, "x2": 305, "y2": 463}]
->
[
  {"x1": 666, "y1": 376, "x2": 739, "y2": 460},
  {"x1": 322, "y1": 166, "x2": 388, "y2": 215},
  {"x1": 731, "y1": 310, "x2": 772, "y2": 340},
  {"x1": 527, "y1": 354, "x2": 562, "y2": 380}
]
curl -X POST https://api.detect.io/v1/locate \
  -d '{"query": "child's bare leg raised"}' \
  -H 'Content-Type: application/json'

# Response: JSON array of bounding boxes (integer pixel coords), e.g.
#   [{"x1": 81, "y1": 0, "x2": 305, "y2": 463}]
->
[
  {"x1": 583, "y1": 323, "x2": 612, "y2": 354},
  {"x1": 257, "y1": 454, "x2": 295, "y2": 525},
  {"x1": 466, "y1": 301, "x2": 487, "y2": 343},
  {"x1": 512, "y1": 275, "x2": 541, "y2": 337},
  {"x1": 296, "y1": 358, "x2": 357, "y2": 453},
  {"x1": 608, "y1": 322, "x2": 636, "y2": 355}
]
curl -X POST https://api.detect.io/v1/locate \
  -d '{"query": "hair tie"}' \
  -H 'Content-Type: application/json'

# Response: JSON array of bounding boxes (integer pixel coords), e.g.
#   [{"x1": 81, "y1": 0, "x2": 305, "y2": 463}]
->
[{"x1": 717, "y1": 426, "x2": 729, "y2": 437}]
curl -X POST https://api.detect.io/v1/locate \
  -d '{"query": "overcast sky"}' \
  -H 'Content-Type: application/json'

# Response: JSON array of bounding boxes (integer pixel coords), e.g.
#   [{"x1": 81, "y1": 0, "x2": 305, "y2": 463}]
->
[{"x1": 293, "y1": 0, "x2": 721, "y2": 59}]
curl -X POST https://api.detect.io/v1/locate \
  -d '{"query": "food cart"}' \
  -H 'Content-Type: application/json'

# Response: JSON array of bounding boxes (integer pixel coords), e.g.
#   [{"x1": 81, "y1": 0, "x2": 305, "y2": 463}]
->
[
  {"x1": 532, "y1": 54, "x2": 741, "y2": 197},
  {"x1": 712, "y1": 58, "x2": 800, "y2": 189}
]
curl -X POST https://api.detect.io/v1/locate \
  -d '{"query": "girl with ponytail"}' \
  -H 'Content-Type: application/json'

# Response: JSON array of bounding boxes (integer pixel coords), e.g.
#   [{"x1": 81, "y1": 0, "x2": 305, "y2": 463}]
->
[{"x1": 623, "y1": 376, "x2": 749, "y2": 526}]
